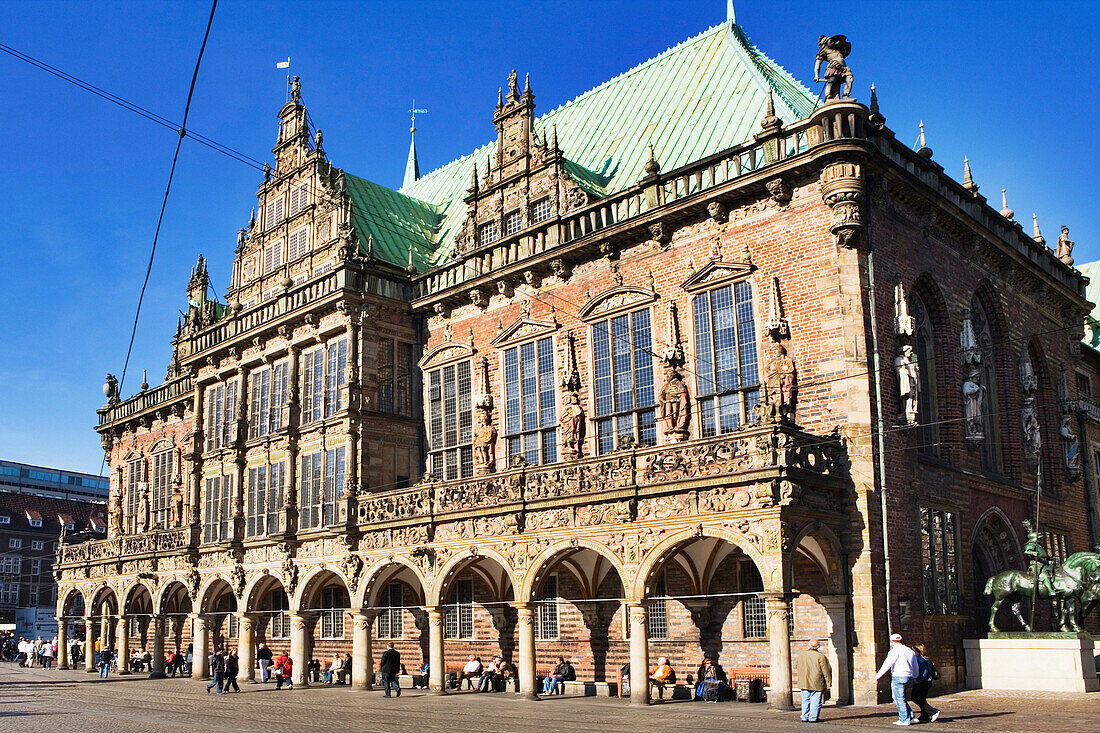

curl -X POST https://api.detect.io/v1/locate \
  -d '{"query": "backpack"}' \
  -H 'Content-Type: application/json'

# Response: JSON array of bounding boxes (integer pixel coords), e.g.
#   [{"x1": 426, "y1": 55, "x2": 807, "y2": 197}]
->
[{"x1": 916, "y1": 657, "x2": 940, "y2": 683}]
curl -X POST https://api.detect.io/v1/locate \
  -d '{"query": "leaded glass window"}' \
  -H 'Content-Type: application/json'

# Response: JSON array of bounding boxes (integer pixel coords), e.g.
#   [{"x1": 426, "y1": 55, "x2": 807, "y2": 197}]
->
[
  {"x1": 740, "y1": 560, "x2": 767, "y2": 638},
  {"x1": 298, "y1": 452, "x2": 323, "y2": 531},
  {"x1": 505, "y1": 210, "x2": 523, "y2": 235},
  {"x1": 479, "y1": 221, "x2": 498, "y2": 246},
  {"x1": 377, "y1": 582, "x2": 404, "y2": 639},
  {"x1": 150, "y1": 449, "x2": 173, "y2": 529},
  {"x1": 319, "y1": 586, "x2": 347, "y2": 639},
  {"x1": 202, "y1": 474, "x2": 232, "y2": 544},
  {"x1": 648, "y1": 574, "x2": 668, "y2": 639},
  {"x1": 920, "y1": 506, "x2": 959, "y2": 615},
  {"x1": 378, "y1": 339, "x2": 415, "y2": 417},
  {"x1": 248, "y1": 361, "x2": 288, "y2": 439},
  {"x1": 204, "y1": 381, "x2": 237, "y2": 451},
  {"x1": 592, "y1": 309, "x2": 656, "y2": 454},
  {"x1": 444, "y1": 578, "x2": 474, "y2": 639},
  {"x1": 911, "y1": 294, "x2": 939, "y2": 455},
  {"x1": 535, "y1": 574, "x2": 558, "y2": 640},
  {"x1": 428, "y1": 361, "x2": 473, "y2": 480},
  {"x1": 693, "y1": 281, "x2": 760, "y2": 435},
  {"x1": 322, "y1": 446, "x2": 346, "y2": 526},
  {"x1": 971, "y1": 299, "x2": 1000, "y2": 473},
  {"x1": 125, "y1": 458, "x2": 143, "y2": 535},
  {"x1": 531, "y1": 198, "x2": 552, "y2": 224},
  {"x1": 504, "y1": 336, "x2": 557, "y2": 465},
  {"x1": 265, "y1": 590, "x2": 290, "y2": 638},
  {"x1": 246, "y1": 462, "x2": 284, "y2": 538}
]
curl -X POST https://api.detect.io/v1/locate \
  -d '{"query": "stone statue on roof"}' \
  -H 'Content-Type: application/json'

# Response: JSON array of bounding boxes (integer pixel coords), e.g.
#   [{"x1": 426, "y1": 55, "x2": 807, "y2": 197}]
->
[
  {"x1": 290, "y1": 75, "x2": 301, "y2": 104},
  {"x1": 508, "y1": 69, "x2": 518, "y2": 100},
  {"x1": 814, "y1": 35, "x2": 853, "y2": 100},
  {"x1": 1056, "y1": 225, "x2": 1074, "y2": 266}
]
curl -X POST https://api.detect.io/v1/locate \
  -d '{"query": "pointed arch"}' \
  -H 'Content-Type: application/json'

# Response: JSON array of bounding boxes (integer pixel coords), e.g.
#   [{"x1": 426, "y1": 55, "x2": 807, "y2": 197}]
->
[
  {"x1": 970, "y1": 283, "x2": 1007, "y2": 475},
  {"x1": 910, "y1": 274, "x2": 951, "y2": 456},
  {"x1": 972, "y1": 506, "x2": 1023, "y2": 577},
  {"x1": 786, "y1": 521, "x2": 846, "y2": 595}
]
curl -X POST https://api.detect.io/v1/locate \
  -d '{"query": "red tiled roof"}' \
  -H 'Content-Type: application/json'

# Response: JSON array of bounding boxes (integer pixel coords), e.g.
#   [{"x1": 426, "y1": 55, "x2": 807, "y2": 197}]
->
[{"x1": 0, "y1": 492, "x2": 106, "y2": 535}]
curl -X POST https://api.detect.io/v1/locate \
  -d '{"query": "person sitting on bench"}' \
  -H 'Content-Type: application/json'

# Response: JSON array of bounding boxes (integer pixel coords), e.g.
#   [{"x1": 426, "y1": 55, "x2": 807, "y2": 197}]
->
[
  {"x1": 540, "y1": 657, "x2": 575, "y2": 694},
  {"x1": 649, "y1": 657, "x2": 676, "y2": 699},
  {"x1": 459, "y1": 656, "x2": 482, "y2": 689}
]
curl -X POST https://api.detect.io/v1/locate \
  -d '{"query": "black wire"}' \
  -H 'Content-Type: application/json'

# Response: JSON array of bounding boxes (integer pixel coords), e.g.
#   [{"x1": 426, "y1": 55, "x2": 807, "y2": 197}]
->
[{"x1": 118, "y1": 0, "x2": 218, "y2": 395}]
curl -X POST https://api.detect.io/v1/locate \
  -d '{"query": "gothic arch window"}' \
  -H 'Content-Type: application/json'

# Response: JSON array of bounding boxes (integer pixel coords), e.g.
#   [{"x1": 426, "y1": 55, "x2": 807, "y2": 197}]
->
[
  {"x1": 911, "y1": 294, "x2": 939, "y2": 456},
  {"x1": 971, "y1": 297, "x2": 1001, "y2": 473}
]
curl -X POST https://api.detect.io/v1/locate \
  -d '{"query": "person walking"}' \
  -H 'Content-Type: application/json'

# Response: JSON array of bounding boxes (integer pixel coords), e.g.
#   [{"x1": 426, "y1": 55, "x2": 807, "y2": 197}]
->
[
  {"x1": 42, "y1": 640, "x2": 54, "y2": 670},
  {"x1": 912, "y1": 644, "x2": 941, "y2": 723},
  {"x1": 206, "y1": 649, "x2": 225, "y2": 694},
  {"x1": 378, "y1": 641, "x2": 401, "y2": 697},
  {"x1": 875, "y1": 633, "x2": 919, "y2": 726},
  {"x1": 257, "y1": 643, "x2": 273, "y2": 683},
  {"x1": 795, "y1": 639, "x2": 832, "y2": 722},
  {"x1": 224, "y1": 651, "x2": 241, "y2": 693},
  {"x1": 97, "y1": 647, "x2": 110, "y2": 678}
]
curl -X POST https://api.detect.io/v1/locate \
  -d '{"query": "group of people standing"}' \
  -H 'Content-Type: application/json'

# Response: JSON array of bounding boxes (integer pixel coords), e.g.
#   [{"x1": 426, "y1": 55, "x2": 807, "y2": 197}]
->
[{"x1": 13, "y1": 636, "x2": 56, "y2": 668}]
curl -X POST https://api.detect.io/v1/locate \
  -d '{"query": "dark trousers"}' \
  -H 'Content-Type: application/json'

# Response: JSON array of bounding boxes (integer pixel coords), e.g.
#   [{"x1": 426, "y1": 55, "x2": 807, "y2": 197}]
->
[
  {"x1": 911, "y1": 681, "x2": 937, "y2": 721},
  {"x1": 380, "y1": 672, "x2": 400, "y2": 697},
  {"x1": 224, "y1": 673, "x2": 240, "y2": 692}
]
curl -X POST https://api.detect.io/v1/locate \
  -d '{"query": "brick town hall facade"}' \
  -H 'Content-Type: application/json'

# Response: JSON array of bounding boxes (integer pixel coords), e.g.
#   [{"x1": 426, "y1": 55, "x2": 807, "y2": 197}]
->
[{"x1": 54, "y1": 18, "x2": 1097, "y2": 707}]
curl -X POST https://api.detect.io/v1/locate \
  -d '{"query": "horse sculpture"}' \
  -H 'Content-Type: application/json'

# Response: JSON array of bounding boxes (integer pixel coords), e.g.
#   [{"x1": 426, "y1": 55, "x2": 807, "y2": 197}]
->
[{"x1": 984, "y1": 551, "x2": 1100, "y2": 632}]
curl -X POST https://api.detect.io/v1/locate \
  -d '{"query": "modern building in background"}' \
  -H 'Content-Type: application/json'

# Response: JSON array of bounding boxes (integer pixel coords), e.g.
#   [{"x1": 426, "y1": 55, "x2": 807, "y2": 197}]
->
[
  {"x1": 0, "y1": 491, "x2": 105, "y2": 638},
  {"x1": 56, "y1": 13, "x2": 1095, "y2": 706},
  {"x1": 0, "y1": 459, "x2": 110, "y2": 502}
]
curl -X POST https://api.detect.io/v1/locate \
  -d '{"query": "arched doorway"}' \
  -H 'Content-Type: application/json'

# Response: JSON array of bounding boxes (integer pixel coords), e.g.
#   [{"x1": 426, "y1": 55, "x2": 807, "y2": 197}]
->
[
  {"x1": 295, "y1": 569, "x2": 352, "y2": 686},
  {"x1": 58, "y1": 588, "x2": 86, "y2": 669},
  {"x1": 360, "y1": 559, "x2": 429, "y2": 684},
  {"x1": 157, "y1": 580, "x2": 193, "y2": 658},
  {"x1": 121, "y1": 582, "x2": 154, "y2": 672}
]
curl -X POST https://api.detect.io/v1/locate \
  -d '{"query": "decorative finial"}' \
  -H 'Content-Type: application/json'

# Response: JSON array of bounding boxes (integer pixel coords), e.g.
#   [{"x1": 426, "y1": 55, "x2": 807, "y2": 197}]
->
[
  {"x1": 141, "y1": 369, "x2": 149, "y2": 392},
  {"x1": 497, "y1": 88, "x2": 503, "y2": 107},
  {"x1": 643, "y1": 143, "x2": 661, "y2": 177},
  {"x1": 470, "y1": 162, "x2": 479, "y2": 193},
  {"x1": 405, "y1": 244, "x2": 417, "y2": 276},
  {"x1": 1000, "y1": 188, "x2": 1014, "y2": 221},
  {"x1": 550, "y1": 124, "x2": 558, "y2": 152},
  {"x1": 1032, "y1": 214, "x2": 1045, "y2": 245},
  {"x1": 868, "y1": 83, "x2": 885, "y2": 127},
  {"x1": 758, "y1": 89, "x2": 781, "y2": 133},
  {"x1": 524, "y1": 72, "x2": 530, "y2": 94},
  {"x1": 366, "y1": 233, "x2": 375, "y2": 260},
  {"x1": 916, "y1": 121, "x2": 932, "y2": 159},
  {"x1": 962, "y1": 156, "x2": 979, "y2": 194}
]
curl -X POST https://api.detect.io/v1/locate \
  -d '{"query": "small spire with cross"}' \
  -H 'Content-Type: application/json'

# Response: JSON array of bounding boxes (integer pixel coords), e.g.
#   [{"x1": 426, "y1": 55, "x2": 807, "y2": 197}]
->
[{"x1": 404, "y1": 99, "x2": 428, "y2": 188}]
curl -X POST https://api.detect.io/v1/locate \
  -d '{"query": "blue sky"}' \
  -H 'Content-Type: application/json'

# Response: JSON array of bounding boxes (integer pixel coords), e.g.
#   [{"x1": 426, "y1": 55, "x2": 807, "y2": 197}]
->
[{"x1": 1, "y1": 1, "x2": 1097, "y2": 474}]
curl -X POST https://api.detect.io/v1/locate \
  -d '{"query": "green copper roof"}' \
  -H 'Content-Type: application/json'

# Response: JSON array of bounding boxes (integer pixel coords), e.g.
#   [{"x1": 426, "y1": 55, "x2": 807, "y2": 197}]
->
[
  {"x1": 347, "y1": 21, "x2": 817, "y2": 270},
  {"x1": 344, "y1": 173, "x2": 441, "y2": 270},
  {"x1": 1077, "y1": 259, "x2": 1100, "y2": 348}
]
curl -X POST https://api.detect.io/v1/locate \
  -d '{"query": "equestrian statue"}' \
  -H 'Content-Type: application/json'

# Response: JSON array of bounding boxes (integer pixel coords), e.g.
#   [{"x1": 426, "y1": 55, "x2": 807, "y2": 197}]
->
[{"x1": 984, "y1": 520, "x2": 1100, "y2": 632}]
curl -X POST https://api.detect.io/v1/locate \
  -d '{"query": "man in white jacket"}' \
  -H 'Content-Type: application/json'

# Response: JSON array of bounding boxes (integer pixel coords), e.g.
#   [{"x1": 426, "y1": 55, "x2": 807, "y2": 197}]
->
[{"x1": 875, "y1": 633, "x2": 919, "y2": 725}]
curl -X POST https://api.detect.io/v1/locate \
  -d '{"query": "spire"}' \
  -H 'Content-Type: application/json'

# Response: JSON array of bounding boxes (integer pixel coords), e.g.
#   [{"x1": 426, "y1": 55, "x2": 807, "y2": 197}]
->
[
  {"x1": 758, "y1": 89, "x2": 781, "y2": 135},
  {"x1": 141, "y1": 369, "x2": 149, "y2": 392},
  {"x1": 962, "y1": 156, "x2": 979, "y2": 194},
  {"x1": 1000, "y1": 188, "x2": 1014, "y2": 221},
  {"x1": 727, "y1": 0, "x2": 736, "y2": 23},
  {"x1": 524, "y1": 72, "x2": 530, "y2": 95},
  {"x1": 550, "y1": 124, "x2": 559, "y2": 152},
  {"x1": 403, "y1": 126, "x2": 420, "y2": 188},
  {"x1": 916, "y1": 121, "x2": 932, "y2": 159},
  {"x1": 868, "y1": 83, "x2": 885, "y2": 128},
  {"x1": 1032, "y1": 214, "x2": 1045, "y2": 245}
]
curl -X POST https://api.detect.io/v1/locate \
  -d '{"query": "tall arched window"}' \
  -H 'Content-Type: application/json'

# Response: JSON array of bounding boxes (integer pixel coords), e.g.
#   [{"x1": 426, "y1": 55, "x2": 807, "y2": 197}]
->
[
  {"x1": 971, "y1": 298, "x2": 1000, "y2": 473},
  {"x1": 911, "y1": 294, "x2": 939, "y2": 456}
]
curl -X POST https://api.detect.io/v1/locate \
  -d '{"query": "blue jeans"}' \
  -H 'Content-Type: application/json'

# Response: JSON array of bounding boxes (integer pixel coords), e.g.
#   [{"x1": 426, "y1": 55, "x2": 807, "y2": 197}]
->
[
  {"x1": 542, "y1": 675, "x2": 562, "y2": 694},
  {"x1": 380, "y1": 672, "x2": 400, "y2": 697},
  {"x1": 800, "y1": 689, "x2": 823, "y2": 721},
  {"x1": 98, "y1": 662, "x2": 108, "y2": 678},
  {"x1": 891, "y1": 676, "x2": 913, "y2": 722},
  {"x1": 207, "y1": 671, "x2": 223, "y2": 693}
]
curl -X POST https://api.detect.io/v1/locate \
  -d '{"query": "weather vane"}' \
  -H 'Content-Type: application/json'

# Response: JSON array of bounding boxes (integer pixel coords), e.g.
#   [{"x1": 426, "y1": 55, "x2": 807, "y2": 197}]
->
[{"x1": 409, "y1": 99, "x2": 428, "y2": 132}]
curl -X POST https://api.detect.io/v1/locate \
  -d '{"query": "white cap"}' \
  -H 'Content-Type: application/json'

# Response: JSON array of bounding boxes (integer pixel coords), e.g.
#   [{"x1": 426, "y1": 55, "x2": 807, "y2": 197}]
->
[{"x1": 890, "y1": 633, "x2": 903, "y2": 642}]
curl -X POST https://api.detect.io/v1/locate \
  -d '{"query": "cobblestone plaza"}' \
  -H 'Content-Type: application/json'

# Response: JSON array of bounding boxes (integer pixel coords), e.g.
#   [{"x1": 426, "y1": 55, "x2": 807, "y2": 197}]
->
[{"x1": 2, "y1": 664, "x2": 1096, "y2": 733}]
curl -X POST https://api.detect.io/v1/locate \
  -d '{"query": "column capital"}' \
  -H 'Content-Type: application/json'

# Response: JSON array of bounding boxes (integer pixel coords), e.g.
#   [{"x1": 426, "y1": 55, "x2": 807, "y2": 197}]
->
[
  {"x1": 817, "y1": 594, "x2": 849, "y2": 611},
  {"x1": 511, "y1": 601, "x2": 533, "y2": 615}
]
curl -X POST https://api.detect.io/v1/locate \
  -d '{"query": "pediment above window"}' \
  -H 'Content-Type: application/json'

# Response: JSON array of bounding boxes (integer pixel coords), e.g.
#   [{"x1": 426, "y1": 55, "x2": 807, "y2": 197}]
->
[
  {"x1": 679, "y1": 260, "x2": 756, "y2": 292},
  {"x1": 419, "y1": 341, "x2": 476, "y2": 369},
  {"x1": 578, "y1": 286, "x2": 658, "y2": 322},
  {"x1": 490, "y1": 318, "x2": 559, "y2": 347},
  {"x1": 150, "y1": 438, "x2": 175, "y2": 454}
]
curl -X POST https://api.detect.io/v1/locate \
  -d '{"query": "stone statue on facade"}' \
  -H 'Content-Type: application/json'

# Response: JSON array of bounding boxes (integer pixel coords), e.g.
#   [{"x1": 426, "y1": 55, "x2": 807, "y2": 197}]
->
[
  {"x1": 137, "y1": 488, "x2": 149, "y2": 532},
  {"x1": 894, "y1": 344, "x2": 919, "y2": 424},
  {"x1": 508, "y1": 69, "x2": 518, "y2": 100},
  {"x1": 763, "y1": 342, "x2": 798, "y2": 422},
  {"x1": 103, "y1": 374, "x2": 120, "y2": 406},
  {"x1": 961, "y1": 367, "x2": 985, "y2": 442},
  {"x1": 659, "y1": 366, "x2": 690, "y2": 440},
  {"x1": 814, "y1": 35, "x2": 853, "y2": 100},
  {"x1": 472, "y1": 409, "x2": 497, "y2": 472},
  {"x1": 1056, "y1": 225, "x2": 1074, "y2": 266},
  {"x1": 289, "y1": 75, "x2": 301, "y2": 104},
  {"x1": 171, "y1": 483, "x2": 184, "y2": 528},
  {"x1": 559, "y1": 392, "x2": 585, "y2": 458},
  {"x1": 109, "y1": 490, "x2": 123, "y2": 536},
  {"x1": 1021, "y1": 401, "x2": 1041, "y2": 468},
  {"x1": 314, "y1": 128, "x2": 324, "y2": 152},
  {"x1": 1060, "y1": 414, "x2": 1081, "y2": 475},
  {"x1": 236, "y1": 228, "x2": 248, "y2": 252}
]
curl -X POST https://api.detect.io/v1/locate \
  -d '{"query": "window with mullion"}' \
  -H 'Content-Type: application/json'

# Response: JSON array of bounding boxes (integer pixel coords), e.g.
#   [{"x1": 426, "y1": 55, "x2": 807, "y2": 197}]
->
[
  {"x1": 125, "y1": 459, "x2": 143, "y2": 535},
  {"x1": 150, "y1": 450, "x2": 172, "y2": 529},
  {"x1": 504, "y1": 337, "x2": 558, "y2": 465},
  {"x1": 377, "y1": 582, "x2": 404, "y2": 639},
  {"x1": 202, "y1": 474, "x2": 232, "y2": 544},
  {"x1": 694, "y1": 281, "x2": 760, "y2": 436},
  {"x1": 592, "y1": 309, "x2": 656, "y2": 454},
  {"x1": 428, "y1": 361, "x2": 473, "y2": 480},
  {"x1": 298, "y1": 452, "x2": 322, "y2": 530},
  {"x1": 322, "y1": 446, "x2": 346, "y2": 526},
  {"x1": 325, "y1": 339, "x2": 348, "y2": 417}
]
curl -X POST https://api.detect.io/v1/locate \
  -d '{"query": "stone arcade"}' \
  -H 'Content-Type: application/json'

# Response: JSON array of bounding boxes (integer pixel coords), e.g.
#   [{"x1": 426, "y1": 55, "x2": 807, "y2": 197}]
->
[{"x1": 56, "y1": 17, "x2": 1096, "y2": 707}]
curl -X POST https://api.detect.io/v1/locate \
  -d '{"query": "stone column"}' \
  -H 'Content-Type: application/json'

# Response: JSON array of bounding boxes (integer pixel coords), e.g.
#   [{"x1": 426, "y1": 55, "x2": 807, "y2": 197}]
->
[
  {"x1": 513, "y1": 603, "x2": 538, "y2": 699},
  {"x1": 427, "y1": 608, "x2": 446, "y2": 694},
  {"x1": 290, "y1": 613, "x2": 311, "y2": 687},
  {"x1": 100, "y1": 614, "x2": 112, "y2": 651},
  {"x1": 351, "y1": 611, "x2": 374, "y2": 690},
  {"x1": 627, "y1": 602, "x2": 650, "y2": 706},
  {"x1": 191, "y1": 614, "x2": 209, "y2": 679},
  {"x1": 83, "y1": 617, "x2": 96, "y2": 672},
  {"x1": 238, "y1": 614, "x2": 256, "y2": 682},
  {"x1": 116, "y1": 616, "x2": 131, "y2": 674},
  {"x1": 57, "y1": 619, "x2": 69, "y2": 669},
  {"x1": 149, "y1": 615, "x2": 166, "y2": 677},
  {"x1": 764, "y1": 594, "x2": 794, "y2": 710},
  {"x1": 820, "y1": 595, "x2": 852, "y2": 706}
]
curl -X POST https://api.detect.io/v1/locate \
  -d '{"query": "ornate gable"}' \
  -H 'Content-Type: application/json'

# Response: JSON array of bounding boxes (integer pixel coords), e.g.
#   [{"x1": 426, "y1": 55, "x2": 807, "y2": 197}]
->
[
  {"x1": 680, "y1": 260, "x2": 756, "y2": 292},
  {"x1": 578, "y1": 286, "x2": 659, "y2": 322},
  {"x1": 419, "y1": 341, "x2": 476, "y2": 369},
  {"x1": 490, "y1": 318, "x2": 559, "y2": 347}
]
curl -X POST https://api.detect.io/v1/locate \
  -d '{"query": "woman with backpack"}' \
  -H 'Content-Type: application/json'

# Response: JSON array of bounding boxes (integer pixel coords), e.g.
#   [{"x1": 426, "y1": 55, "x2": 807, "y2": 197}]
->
[{"x1": 912, "y1": 643, "x2": 941, "y2": 723}]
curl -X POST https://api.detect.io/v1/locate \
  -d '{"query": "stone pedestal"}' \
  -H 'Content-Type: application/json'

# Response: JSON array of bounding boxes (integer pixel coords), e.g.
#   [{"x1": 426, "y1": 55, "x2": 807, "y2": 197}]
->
[{"x1": 964, "y1": 633, "x2": 1099, "y2": 692}]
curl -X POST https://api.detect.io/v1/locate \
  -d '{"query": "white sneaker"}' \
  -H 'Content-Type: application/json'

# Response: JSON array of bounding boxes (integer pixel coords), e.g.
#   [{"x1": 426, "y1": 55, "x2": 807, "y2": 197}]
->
[
  {"x1": 930, "y1": 711, "x2": 940, "y2": 722},
  {"x1": 893, "y1": 721, "x2": 911, "y2": 726}
]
